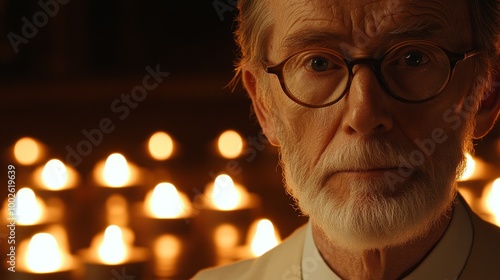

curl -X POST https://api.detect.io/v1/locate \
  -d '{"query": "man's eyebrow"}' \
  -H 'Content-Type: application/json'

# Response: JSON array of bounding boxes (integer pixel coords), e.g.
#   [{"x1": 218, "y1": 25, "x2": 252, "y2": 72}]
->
[
  {"x1": 280, "y1": 31, "x2": 345, "y2": 54},
  {"x1": 279, "y1": 21, "x2": 446, "y2": 54},
  {"x1": 386, "y1": 20, "x2": 445, "y2": 42}
]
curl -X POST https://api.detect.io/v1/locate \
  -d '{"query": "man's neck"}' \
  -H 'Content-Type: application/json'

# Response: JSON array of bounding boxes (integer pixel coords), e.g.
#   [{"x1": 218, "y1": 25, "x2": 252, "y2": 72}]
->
[{"x1": 312, "y1": 208, "x2": 453, "y2": 280}]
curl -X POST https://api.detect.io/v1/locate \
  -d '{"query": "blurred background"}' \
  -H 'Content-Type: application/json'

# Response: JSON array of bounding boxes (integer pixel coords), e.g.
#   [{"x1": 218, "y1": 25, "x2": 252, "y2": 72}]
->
[{"x1": 0, "y1": 1, "x2": 498, "y2": 279}]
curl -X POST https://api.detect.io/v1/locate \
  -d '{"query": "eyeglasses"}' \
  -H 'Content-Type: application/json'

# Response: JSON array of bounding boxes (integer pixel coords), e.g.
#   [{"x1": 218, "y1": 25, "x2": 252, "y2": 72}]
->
[{"x1": 265, "y1": 40, "x2": 480, "y2": 108}]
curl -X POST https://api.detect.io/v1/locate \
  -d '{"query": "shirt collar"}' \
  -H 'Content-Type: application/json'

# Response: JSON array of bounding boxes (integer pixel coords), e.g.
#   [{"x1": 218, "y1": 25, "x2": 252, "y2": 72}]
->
[{"x1": 302, "y1": 196, "x2": 473, "y2": 279}]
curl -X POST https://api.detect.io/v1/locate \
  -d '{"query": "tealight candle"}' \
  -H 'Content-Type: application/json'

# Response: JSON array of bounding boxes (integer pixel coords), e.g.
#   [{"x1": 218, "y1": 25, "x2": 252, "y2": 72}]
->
[
  {"x1": 204, "y1": 174, "x2": 258, "y2": 211},
  {"x1": 93, "y1": 153, "x2": 143, "y2": 187},
  {"x1": 132, "y1": 182, "x2": 194, "y2": 243},
  {"x1": 14, "y1": 231, "x2": 75, "y2": 280},
  {"x1": 79, "y1": 225, "x2": 149, "y2": 280},
  {"x1": 92, "y1": 153, "x2": 146, "y2": 204},
  {"x1": 2, "y1": 188, "x2": 60, "y2": 241},
  {"x1": 235, "y1": 218, "x2": 281, "y2": 260},
  {"x1": 144, "y1": 182, "x2": 192, "y2": 219},
  {"x1": 197, "y1": 174, "x2": 261, "y2": 255},
  {"x1": 247, "y1": 219, "x2": 281, "y2": 257},
  {"x1": 31, "y1": 159, "x2": 80, "y2": 202}
]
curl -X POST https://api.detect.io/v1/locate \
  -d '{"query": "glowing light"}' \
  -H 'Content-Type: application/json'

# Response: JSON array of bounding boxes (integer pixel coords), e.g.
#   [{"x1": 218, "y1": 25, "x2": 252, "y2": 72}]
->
[
  {"x1": 145, "y1": 183, "x2": 190, "y2": 218},
  {"x1": 14, "y1": 137, "x2": 41, "y2": 165},
  {"x1": 459, "y1": 153, "x2": 476, "y2": 181},
  {"x1": 218, "y1": 130, "x2": 244, "y2": 159},
  {"x1": 103, "y1": 153, "x2": 130, "y2": 187},
  {"x1": 148, "y1": 132, "x2": 175, "y2": 160},
  {"x1": 154, "y1": 234, "x2": 181, "y2": 259},
  {"x1": 154, "y1": 234, "x2": 181, "y2": 277},
  {"x1": 98, "y1": 225, "x2": 128, "y2": 264},
  {"x1": 249, "y1": 219, "x2": 280, "y2": 257},
  {"x1": 106, "y1": 194, "x2": 129, "y2": 227},
  {"x1": 484, "y1": 178, "x2": 500, "y2": 226},
  {"x1": 209, "y1": 175, "x2": 246, "y2": 210},
  {"x1": 26, "y1": 233, "x2": 63, "y2": 273},
  {"x1": 214, "y1": 224, "x2": 239, "y2": 249},
  {"x1": 16, "y1": 188, "x2": 45, "y2": 225},
  {"x1": 41, "y1": 159, "x2": 68, "y2": 190}
]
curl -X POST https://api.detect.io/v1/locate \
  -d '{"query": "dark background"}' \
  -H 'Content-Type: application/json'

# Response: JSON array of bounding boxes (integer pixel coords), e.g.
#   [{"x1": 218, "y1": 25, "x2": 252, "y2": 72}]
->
[
  {"x1": 0, "y1": 1, "x2": 307, "y2": 279},
  {"x1": 0, "y1": 1, "x2": 499, "y2": 279}
]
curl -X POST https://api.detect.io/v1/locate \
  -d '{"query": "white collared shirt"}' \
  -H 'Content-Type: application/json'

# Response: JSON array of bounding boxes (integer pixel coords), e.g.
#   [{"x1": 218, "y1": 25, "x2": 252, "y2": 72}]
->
[{"x1": 302, "y1": 198, "x2": 473, "y2": 279}]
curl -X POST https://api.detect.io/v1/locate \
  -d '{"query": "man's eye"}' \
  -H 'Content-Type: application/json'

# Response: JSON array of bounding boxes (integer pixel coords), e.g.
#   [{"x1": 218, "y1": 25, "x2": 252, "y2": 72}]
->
[
  {"x1": 309, "y1": 57, "x2": 330, "y2": 71},
  {"x1": 307, "y1": 57, "x2": 341, "y2": 72},
  {"x1": 403, "y1": 51, "x2": 428, "y2": 67}
]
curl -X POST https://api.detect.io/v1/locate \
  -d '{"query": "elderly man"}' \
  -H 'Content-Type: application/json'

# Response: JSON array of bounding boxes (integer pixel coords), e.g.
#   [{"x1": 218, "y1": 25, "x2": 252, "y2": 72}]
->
[{"x1": 195, "y1": 0, "x2": 500, "y2": 279}]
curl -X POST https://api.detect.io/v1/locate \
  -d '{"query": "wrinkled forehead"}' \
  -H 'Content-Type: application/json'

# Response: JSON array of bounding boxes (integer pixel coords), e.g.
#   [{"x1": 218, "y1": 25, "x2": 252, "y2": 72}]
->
[{"x1": 268, "y1": 0, "x2": 471, "y2": 57}]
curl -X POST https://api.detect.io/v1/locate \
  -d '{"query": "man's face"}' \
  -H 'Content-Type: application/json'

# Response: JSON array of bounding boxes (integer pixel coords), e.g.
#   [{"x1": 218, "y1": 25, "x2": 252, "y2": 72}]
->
[{"x1": 261, "y1": 0, "x2": 479, "y2": 250}]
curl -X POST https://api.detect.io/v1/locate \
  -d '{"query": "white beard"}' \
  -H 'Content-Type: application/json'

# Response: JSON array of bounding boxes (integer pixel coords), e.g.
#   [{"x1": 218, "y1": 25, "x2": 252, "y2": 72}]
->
[{"x1": 275, "y1": 116, "x2": 471, "y2": 251}]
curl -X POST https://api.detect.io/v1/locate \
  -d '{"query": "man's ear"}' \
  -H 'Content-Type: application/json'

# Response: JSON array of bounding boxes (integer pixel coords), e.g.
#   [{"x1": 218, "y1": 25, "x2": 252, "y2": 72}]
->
[
  {"x1": 242, "y1": 69, "x2": 280, "y2": 146},
  {"x1": 474, "y1": 65, "x2": 500, "y2": 139}
]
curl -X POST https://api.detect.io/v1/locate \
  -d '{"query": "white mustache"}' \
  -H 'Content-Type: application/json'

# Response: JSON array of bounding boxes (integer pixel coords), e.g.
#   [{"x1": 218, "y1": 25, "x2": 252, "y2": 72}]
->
[{"x1": 315, "y1": 138, "x2": 420, "y2": 175}]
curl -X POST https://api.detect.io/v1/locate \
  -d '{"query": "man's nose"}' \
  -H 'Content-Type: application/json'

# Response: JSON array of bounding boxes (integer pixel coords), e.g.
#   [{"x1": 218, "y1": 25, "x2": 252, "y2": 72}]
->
[{"x1": 341, "y1": 65, "x2": 393, "y2": 136}]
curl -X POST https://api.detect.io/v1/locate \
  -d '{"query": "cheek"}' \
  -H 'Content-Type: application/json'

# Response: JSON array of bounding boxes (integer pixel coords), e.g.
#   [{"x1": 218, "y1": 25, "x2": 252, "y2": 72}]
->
[{"x1": 286, "y1": 108, "x2": 344, "y2": 168}]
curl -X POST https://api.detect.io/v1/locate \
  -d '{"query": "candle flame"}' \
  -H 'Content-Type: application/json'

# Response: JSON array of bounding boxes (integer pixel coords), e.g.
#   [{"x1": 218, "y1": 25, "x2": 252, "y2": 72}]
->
[
  {"x1": 16, "y1": 188, "x2": 45, "y2": 225},
  {"x1": 103, "y1": 153, "x2": 130, "y2": 187},
  {"x1": 148, "y1": 131, "x2": 175, "y2": 160},
  {"x1": 459, "y1": 153, "x2": 476, "y2": 181},
  {"x1": 210, "y1": 175, "x2": 245, "y2": 210},
  {"x1": 249, "y1": 219, "x2": 280, "y2": 257},
  {"x1": 484, "y1": 178, "x2": 500, "y2": 226},
  {"x1": 14, "y1": 137, "x2": 41, "y2": 165},
  {"x1": 218, "y1": 130, "x2": 244, "y2": 159},
  {"x1": 98, "y1": 225, "x2": 128, "y2": 264},
  {"x1": 42, "y1": 159, "x2": 68, "y2": 190},
  {"x1": 26, "y1": 233, "x2": 63, "y2": 273},
  {"x1": 146, "y1": 183, "x2": 190, "y2": 218}
]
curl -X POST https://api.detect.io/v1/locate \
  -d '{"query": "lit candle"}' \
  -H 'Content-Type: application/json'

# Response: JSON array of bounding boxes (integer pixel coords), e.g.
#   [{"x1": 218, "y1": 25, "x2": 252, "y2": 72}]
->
[
  {"x1": 92, "y1": 153, "x2": 146, "y2": 205},
  {"x1": 133, "y1": 182, "x2": 194, "y2": 242},
  {"x1": 144, "y1": 182, "x2": 192, "y2": 219},
  {"x1": 93, "y1": 153, "x2": 141, "y2": 187},
  {"x1": 247, "y1": 219, "x2": 281, "y2": 257},
  {"x1": 482, "y1": 178, "x2": 500, "y2": 226},
  {"x1": 148, "y1": 131, "x2": 175, "y2": 160},
  {"x1": 16, "y1": 230, "x2": 75, "y2": 280},
  {"x1": 231, "y1": 218, "x2": 281, "y2": 261},
  {"x1": 16, "y1": 188, "x2": 46, "y2": 226},
  {"x1": 31, "y1": 159, "x2": 79, "y2": 191},
  {"x1": 80, "y1": 225, "x2": 149, "y2": 280},
  {"x1": 204, "y1": 174, "x2": 257, "y2": 210},
  {"x1": 217, "y1": 130, "x2": 244, "y2": 159}
]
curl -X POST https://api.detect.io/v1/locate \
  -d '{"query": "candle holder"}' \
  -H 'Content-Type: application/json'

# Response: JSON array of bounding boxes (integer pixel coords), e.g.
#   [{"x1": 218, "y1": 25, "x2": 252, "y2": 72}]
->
[
  {"x1": 8, "y1": 270, "x2": 75, "y2": 280},
  {"x1": 78, "y1": 225, "x2": 150, "y2": 280},
  {"x1": 11, "y1": 231, "x2": 76, "y2": 280},
  {"x1": 79, "y1": 251, "x2": 149, "y2": 280}
]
